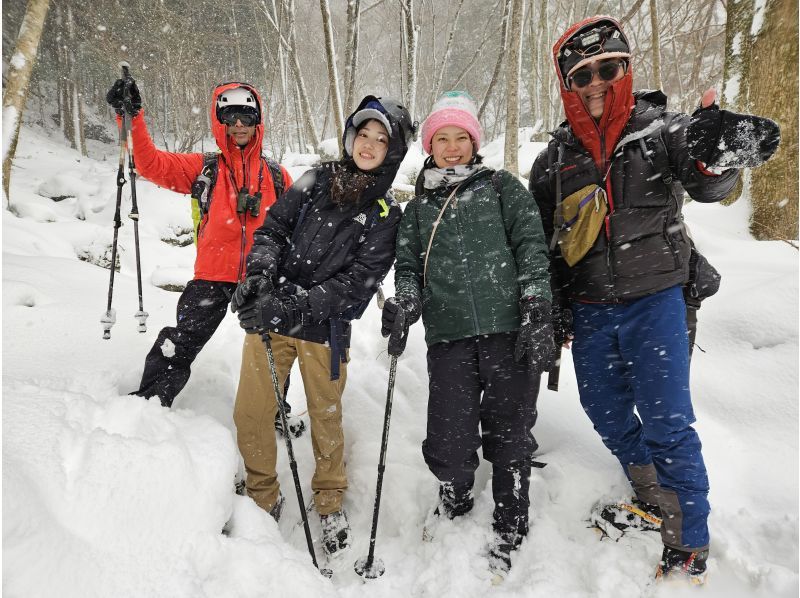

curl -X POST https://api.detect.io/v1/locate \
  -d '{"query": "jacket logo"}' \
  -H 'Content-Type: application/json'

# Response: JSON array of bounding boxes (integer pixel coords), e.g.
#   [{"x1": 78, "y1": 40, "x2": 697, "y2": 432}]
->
[{"x1": 354, "y1": 212, "x2": 367, "y2": 226}]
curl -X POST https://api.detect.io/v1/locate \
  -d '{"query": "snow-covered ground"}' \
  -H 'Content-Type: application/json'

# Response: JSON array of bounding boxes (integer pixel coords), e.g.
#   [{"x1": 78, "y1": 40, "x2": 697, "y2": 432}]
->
[{"x1": 3, "y1": 124, "x2": 798, "y2": 598}]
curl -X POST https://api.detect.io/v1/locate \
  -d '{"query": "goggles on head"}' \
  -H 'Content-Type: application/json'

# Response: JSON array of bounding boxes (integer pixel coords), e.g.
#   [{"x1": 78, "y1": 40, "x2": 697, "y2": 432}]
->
[{"x1": 219, "y1": 106, "x2": 259, "y2": 127}]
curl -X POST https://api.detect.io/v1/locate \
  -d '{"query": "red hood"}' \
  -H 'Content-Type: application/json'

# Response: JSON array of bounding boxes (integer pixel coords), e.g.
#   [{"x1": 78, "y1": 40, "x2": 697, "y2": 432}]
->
[
  {"x1": 210, "y1": 82, "x2": 265, "y2": 161},
  {"x1": 553, "y1": 16, "x2": 635, "y2": 172}
]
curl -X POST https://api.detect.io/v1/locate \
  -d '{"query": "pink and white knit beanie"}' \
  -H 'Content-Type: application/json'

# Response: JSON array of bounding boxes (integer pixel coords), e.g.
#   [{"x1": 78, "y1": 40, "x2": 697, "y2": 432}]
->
[{"x1": 421, "y1": 91, "x2": 483, "y2": 154}]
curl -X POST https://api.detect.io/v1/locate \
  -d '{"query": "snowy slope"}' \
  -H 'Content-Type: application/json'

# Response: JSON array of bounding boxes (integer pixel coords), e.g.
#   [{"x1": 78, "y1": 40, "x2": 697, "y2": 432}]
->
[{"x1": 3, "y1": 125, "x2": 797, "y2": 598}]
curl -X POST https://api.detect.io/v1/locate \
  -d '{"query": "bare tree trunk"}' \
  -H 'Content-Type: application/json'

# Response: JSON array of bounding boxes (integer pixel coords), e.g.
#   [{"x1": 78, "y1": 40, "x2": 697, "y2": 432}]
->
[
  {"x1": 342, "y1": 0, "x2": 361, "y2": 115},
  {"x1": 649, "y1": 0, "x2": 662, "y2": 89},
  {"x1": 288, "y1": 14, "x2": 321, "y2": 150},
  {"x1": 432, "y1": 0, "x2": 465, "y2": 102},
  {"x1": 479, "y1": 0, "x2": 511, "y2": 121},
  {"x1": 230, "y1": 4, "x2": 244, "y2": 78},
  {"x1": 67, "y1": 7, "x2": 86, "y2": 156},
  {"x1": 747, "y1": 0, "x2": 798, "y2": 240},
  {"x1": 320, "y1": 0, "x2": 344, "y2": 148},
  {"x1": 722, "y1": 0, "x2": 755, "y2": 109},
  {"x1": 503, "y1": 0, "x2": 524, "y2": 175},
  {"x1": 401, "y1": 0, "x2": 419, "y2": 119},
  {"x1": 3, "y1": 0, "x2": 51, "y2": 203},
  {"x1": 620, "y1": 0, "x2": 646, "y2": 24}
]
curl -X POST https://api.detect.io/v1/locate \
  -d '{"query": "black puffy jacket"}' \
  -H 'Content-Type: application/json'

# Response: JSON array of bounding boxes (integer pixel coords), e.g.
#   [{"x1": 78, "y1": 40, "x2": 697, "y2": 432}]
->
[
  {"x1": 529, "y1": 91, "x2": 739, "y2": 303},
  {"x1": 247, "y1": 162, "x2": 401, "y2": 346}
]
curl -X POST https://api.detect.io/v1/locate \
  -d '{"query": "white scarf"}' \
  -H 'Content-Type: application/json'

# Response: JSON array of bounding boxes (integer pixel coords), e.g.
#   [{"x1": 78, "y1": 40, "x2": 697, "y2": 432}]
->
[{"x1": 422, "y1": 164, "x2": 483, "y2": 190}]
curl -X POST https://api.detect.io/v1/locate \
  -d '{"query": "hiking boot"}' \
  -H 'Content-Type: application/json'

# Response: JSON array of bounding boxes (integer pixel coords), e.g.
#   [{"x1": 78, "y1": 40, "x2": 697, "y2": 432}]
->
[
  {"x1": 274, "y1": 410, "x2": 306, "y2": 438},
  {"x1": 590, "y1": 498, "x2": 662, "y2": 540},
  {"x1": 437, "y1": 481, "x2": 475, "y2": 519},
  {"x1": 268, "y1": 493, "x2": 285, "y2": 523},
  {"x1": 487, "y1": 526, "x2": 526, "y2": 580},
  {"x1": 655, "y1": 545, "x2": 709, "y2": 585},
  {"x1": 422, "y1": 482, "x2": 474, "y2": 541},
  {"x1": 319, "y1": 509, "x2": 351, "y2": 558}
]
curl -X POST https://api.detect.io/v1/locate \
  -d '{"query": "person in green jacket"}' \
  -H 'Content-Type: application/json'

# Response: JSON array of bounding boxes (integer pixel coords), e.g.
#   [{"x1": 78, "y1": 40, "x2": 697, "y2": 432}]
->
[{"x1": 381, "y1": 91, "x2": 554, "y2": 578}]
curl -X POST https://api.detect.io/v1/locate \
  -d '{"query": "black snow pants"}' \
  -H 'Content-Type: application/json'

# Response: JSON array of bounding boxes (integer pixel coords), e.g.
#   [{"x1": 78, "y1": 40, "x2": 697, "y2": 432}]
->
[
  {"x1": 422, "y1": 331, "x2": 541, "y2": 534},
  {"x1": 133, "y1": 279, "x2": 235, "y2": 407}
]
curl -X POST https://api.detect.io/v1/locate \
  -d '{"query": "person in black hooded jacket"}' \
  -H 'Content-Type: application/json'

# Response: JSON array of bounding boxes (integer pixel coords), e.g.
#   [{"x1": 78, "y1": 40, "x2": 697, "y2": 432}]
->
[{"x1": 229, "y1": 96, "x2": 415, "y2": 558}]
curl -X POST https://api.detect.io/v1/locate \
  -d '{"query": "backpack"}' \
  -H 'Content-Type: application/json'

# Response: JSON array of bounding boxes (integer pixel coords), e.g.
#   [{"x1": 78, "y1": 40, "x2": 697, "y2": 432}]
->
[{"x1": 190, "y1": 152, "x2": 287, "y2": 244}]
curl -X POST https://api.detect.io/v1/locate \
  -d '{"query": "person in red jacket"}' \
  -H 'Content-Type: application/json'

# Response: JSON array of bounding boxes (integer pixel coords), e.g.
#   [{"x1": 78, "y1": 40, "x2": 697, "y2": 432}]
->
[{"x1": 106, "y1": 78, "x2": 292, "y2": 409}]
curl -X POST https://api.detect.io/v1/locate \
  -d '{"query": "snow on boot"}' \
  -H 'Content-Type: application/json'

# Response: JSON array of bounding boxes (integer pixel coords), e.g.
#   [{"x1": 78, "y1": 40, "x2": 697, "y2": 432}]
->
[
  {"x1": 590, "y1": 498, "x2": 662, "y2": 540},
  {"x1": 320, "y1": 510, "x2": 351, "y2": 558},
  {"x1": 422, "y1": 482, "x2": 474, "y2": 541},
  {"x1": 655, "y1": 546, "x2": 709, "y2": 586},
  {"x1": 268, "y1": 493, "x2": 285, "y2": 523},
  {"x1": 488, "y1": 528, "x2": 524, "y2": 583},
  {"x1": 274, "y1": 410, "x2": 306, "y2": 438}
]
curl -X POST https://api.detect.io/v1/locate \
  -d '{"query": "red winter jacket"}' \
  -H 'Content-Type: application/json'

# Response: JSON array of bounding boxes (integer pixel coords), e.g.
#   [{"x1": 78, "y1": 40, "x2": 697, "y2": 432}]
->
[{"x1": 127, "y1": 82, "x2": 291, "y2": 283}]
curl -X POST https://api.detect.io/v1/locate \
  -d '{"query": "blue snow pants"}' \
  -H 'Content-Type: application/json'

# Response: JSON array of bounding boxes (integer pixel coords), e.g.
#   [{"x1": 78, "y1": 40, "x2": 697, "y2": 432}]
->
[{"x1": 571, "y1": 285, "x2": 710, "y2": 551}]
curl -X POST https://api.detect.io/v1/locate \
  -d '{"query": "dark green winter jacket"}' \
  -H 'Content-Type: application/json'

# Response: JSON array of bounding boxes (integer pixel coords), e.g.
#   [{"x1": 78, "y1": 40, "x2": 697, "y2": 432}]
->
[{"x1": 395, "y1": 167, "x2": 551, "y2": 346}]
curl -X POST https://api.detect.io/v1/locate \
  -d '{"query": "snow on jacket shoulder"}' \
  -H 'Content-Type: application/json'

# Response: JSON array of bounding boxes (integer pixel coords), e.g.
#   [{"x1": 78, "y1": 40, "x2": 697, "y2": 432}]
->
[
  {"x1": 248, "y1": 163, "x2": 402, "y2": 346},
  {"x1": 395, "y1": 167, "x2": 551, "y2": 346},
  {"x1": 127, "y1": 82, "x2": 291, "y2": 283},
  {"x1": 529, "y1": 91, "x2": 739, "y2": 304}
]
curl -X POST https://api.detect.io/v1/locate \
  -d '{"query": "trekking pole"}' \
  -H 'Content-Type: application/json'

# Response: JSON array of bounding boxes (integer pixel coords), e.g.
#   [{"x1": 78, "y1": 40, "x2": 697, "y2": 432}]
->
[
  {"x1": 354, "y1": 354, "x2": 398, "y2": 579},
  {"x1": 261, "y1": 333, "x2": 330, "y2": 577},
  {"x1": 101, "y1": 66, "x2": 129, "y2": 340},
  {"x1": 120, "y1": 62, "x2": 148, "y2": 333}
]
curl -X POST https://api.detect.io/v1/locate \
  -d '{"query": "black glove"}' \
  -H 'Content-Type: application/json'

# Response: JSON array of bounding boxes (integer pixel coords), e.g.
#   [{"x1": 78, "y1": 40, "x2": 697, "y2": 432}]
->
[
  {"x1": 686, "y1": 104, "x2": 780, "y2": 169},
  {"x1": 514, "y1": 297, "x2": 556, "y2": 374},
  {"x1": 237, "y1": 293, "x2": 305, "y2": 335},
  {"x1": 106, "y1": 78, "x2": 142, "y2": 117},
  {"x1": 381, "y1": 295, "x2": 421, "y2": 356},
  {"x1": 552, "y1": 303, "x2": 573, "y2": 348},
  {"x1": 230, "y1": 274, "x2": 274, "y2": 313}
]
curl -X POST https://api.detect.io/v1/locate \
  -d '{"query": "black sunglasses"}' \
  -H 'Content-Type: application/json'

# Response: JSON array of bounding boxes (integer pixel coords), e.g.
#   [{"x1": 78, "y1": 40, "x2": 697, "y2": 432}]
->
[
  {"x1": 569, "y1": 60, "x2": 625, "y2": 89},
  {"x1": 219, "y1": 109, "x2": 259, "y2": 127}
]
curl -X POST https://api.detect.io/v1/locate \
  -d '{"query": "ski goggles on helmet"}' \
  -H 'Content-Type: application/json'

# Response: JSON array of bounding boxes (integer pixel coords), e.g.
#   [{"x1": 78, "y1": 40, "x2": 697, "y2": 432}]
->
[
  {"x1": 218, "y1": 106, "x2": 259, "y2": 126},
  {"x1": 568, "y1": 59, "x2": 626, "y2": 89}
]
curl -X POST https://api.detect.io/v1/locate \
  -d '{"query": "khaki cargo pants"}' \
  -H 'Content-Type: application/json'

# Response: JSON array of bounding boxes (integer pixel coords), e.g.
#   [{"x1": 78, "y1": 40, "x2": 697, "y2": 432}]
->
[{"x1": 234, "y1": 332, "x2": 348, "y2": 516}]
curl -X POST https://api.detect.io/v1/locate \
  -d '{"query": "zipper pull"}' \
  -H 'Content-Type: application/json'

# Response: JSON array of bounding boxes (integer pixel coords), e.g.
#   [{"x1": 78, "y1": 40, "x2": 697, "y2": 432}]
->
[{"x1": 594, "y1": 190, "x2": 600, "y2": 212}]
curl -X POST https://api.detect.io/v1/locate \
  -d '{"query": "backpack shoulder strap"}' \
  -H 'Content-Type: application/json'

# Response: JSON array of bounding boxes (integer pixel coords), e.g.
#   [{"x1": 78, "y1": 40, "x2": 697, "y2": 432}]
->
[
  {"x1": 263, "y1": 156, "x2": 287, "y2": 200},
  {"x1": 548, "y1": 141, "x2": 565, "y2": 253}
]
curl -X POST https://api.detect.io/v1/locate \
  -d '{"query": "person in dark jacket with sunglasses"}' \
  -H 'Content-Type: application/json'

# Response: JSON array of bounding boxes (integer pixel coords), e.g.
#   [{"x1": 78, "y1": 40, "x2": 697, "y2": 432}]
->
[
  {"x1": 528, "y1": 15, "x2": 779, "y2": 585},
  {"x1": 106, "y1": 79, "x2": 292, "y2": 410}
]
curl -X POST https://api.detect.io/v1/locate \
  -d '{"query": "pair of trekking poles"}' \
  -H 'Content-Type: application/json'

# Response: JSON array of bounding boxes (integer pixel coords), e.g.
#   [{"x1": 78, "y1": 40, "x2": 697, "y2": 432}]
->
[
  {"x1": 261, "y1": 332, "x2": 396, "y2": 579},
  {"x1": 101, "y1": 62, "x2": 148, "y2": 340}
]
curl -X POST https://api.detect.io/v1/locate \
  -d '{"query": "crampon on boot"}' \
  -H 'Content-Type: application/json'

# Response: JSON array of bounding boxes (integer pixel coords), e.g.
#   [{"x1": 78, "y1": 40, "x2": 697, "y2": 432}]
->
[
  {"x1": 655, "y1": 545, "x2": 709, "y2": 585},
  {"x1": 590, "y1": 498, "x2": 662, "y2": 540},
  {"x1": 320, "y1": 509, "x2": 351, "y2": 558}
]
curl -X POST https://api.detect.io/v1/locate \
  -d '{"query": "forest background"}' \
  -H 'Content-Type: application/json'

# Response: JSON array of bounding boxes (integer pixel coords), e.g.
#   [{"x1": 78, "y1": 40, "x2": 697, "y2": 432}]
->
[{"x1": 2, "y1": 0, "x2": 798, "y2": 240}]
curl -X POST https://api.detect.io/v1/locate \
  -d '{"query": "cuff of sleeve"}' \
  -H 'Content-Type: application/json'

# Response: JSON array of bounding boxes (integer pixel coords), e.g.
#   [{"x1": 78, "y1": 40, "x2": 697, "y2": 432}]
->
[{"x1": 696, "y1": 160, "x2": 729, "y2": 176}]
